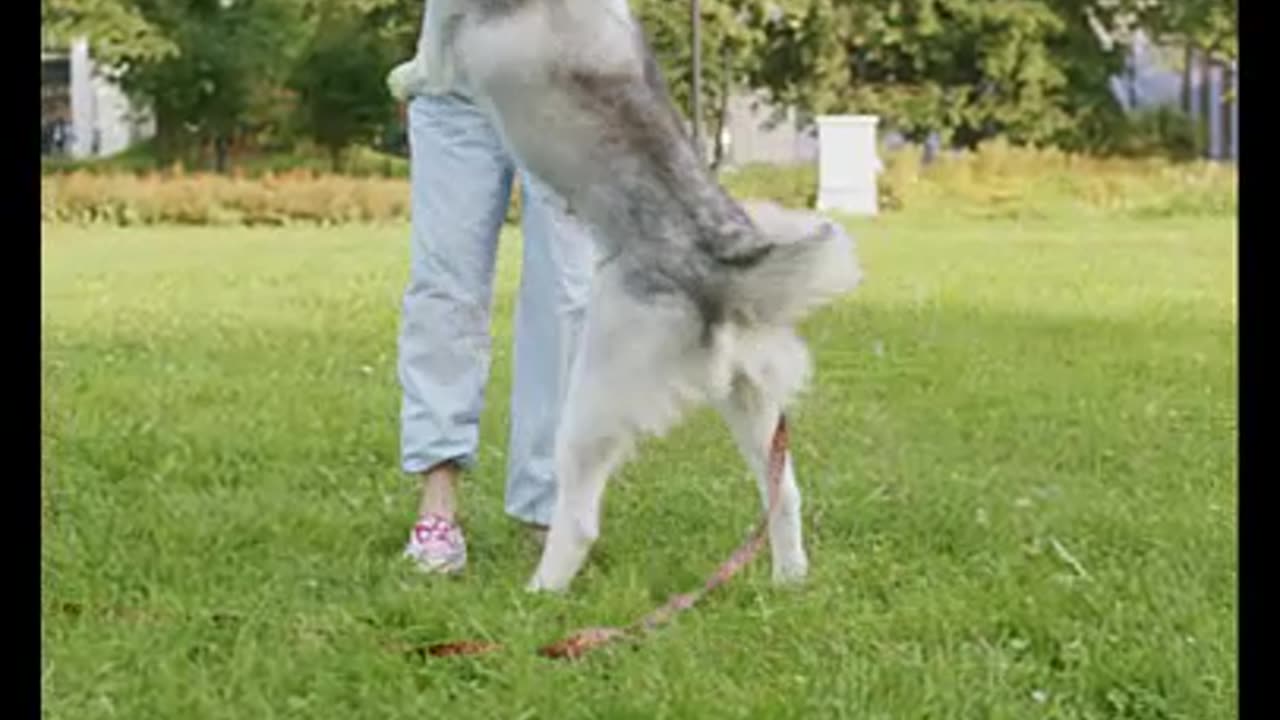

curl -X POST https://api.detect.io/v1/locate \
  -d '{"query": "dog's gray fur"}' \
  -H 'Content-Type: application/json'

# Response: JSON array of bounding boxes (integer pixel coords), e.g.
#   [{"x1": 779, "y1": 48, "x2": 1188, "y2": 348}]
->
[{"x1": 415, "y1": 0, "x2": 862, "y2": 592}]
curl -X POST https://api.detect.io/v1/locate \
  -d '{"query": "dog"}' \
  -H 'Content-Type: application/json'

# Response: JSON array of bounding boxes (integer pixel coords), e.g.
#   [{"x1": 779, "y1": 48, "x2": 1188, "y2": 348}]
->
[{"x1": 403, "y1": 0, "x2": 862, "y2": 593}]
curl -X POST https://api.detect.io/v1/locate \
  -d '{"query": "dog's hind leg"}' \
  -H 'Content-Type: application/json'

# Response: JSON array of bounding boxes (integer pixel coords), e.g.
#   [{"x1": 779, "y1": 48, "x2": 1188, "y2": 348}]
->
[{"x1": 716, "y1": 375, "x2": 809, "y2": 584}]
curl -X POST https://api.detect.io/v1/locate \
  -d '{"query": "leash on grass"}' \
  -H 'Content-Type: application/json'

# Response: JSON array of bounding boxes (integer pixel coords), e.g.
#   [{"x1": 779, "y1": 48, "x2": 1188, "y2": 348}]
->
[{"x1": 412, "y1": 414, "x2": 791, "y2": 662}]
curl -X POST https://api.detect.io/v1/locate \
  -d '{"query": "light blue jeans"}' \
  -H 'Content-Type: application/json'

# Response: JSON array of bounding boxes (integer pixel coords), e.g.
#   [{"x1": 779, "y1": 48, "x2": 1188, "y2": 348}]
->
[{"x1": 398, "y1": 92, "x2": 594, "y2": 527}]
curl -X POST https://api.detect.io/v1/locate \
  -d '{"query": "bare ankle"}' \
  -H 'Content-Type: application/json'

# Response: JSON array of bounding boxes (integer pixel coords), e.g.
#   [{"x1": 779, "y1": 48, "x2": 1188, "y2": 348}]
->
[{"x1": 418, "y1": 461, "x2": 461, "y2": 521}]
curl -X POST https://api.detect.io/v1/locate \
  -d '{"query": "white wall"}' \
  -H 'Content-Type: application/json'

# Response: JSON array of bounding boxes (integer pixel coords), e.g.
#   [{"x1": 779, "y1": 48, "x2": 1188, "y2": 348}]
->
[
  {"x1": 1110, "y1": 30, "x2": 1237, "y2": 161},
  {"x1": 721, "y1": 91, "x2": 817, "y2": 168},
  {"x1": 68, "y1": 38, "x2": 95, "y2": 158},
  {"x1": 92, "y1": 75, "x2": 144, "y2": 156},
  {"x1": 64, "y1": 36, "x2": 155, "y2": 159}
]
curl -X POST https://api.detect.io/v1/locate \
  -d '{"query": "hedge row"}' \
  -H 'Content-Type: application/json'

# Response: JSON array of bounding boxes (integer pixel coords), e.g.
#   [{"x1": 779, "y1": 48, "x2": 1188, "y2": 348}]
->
[{"x1": 42, "y1": 143, "x2": 1236, "y2": 227}]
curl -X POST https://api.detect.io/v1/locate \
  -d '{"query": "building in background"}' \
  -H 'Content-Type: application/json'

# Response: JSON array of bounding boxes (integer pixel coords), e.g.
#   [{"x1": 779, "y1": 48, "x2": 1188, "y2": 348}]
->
[
  {"x1": 1104, "y1": 28, "x2": 1237, "y2": 162},
  {"x1": 719, "y1": 91, "x2": 818, "y2": 169},
  {"x1": 40, "y1": 48, "x2": 73, "y2": 156},
  {"x1": 40, "y1": 37, "x2": 155, "y2": 160}
]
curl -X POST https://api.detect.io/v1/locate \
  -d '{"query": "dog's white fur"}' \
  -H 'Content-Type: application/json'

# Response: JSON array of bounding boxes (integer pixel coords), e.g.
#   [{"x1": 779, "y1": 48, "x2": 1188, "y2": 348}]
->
[{"x1": 408, "y1": 0, "x2": 862, "y2": 592}]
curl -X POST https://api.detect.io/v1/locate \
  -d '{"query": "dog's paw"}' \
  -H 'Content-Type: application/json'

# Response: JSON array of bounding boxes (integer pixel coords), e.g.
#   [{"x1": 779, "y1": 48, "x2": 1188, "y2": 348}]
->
[
  {"x1": 772, "y1": 554, "x2": 809, "y2": 585},
  {"x1": 525, "y1": 573, "x2": 569, "y2": 594}
]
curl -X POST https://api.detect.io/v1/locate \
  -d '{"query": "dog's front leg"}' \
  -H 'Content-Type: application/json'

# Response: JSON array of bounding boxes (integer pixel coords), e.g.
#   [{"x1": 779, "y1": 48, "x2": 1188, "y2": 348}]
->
[{"x1": 528, "y1": 426, "x2": 629, "y2": 593}]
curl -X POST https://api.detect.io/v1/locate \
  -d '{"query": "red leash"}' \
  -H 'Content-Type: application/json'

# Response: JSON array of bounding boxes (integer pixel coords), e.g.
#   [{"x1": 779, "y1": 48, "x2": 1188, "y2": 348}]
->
[{"x1": 415, "y1": 415, "x2": 790, "y2": 661}]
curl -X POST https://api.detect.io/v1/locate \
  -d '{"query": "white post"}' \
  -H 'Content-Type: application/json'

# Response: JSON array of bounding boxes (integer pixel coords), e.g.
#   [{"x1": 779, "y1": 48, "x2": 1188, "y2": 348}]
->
[
  {"x1": 68, "y1": 37, "x2": 95, "y2": 159},
  {"x1": 1230, "y1": 63, "x2": 1238, "y2": 162},
  {"x1": 816, "y1": 115, "x2": 880, "y2": 216},
  {"x1": 1207, "y1": 61, "x2": 1224, "y2": 161}
]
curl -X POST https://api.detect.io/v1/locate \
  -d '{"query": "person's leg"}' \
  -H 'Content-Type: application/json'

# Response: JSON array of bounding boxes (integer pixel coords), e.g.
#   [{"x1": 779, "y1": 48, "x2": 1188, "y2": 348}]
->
[
  {"x1": 503, "y1": 173, "x2": 594, "y2": 533},
  {"x1": 399, "y1": 91, "x2": 514, "y2": 572}
]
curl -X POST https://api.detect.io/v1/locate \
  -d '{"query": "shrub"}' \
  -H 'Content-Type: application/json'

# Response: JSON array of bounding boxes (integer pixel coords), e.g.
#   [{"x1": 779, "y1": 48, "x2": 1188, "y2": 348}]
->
[
  {"x1": 877, "y1": 139, "x2": 1236, "y2": 219},
  {"x1": 1096, "y1": 107, "x2": 1201, "y2": 161},
  {"x1": 42, "y1": 142, "x2": 410, "y2": 179},
  {"x1": 42, "y1": 170, "x2": 410, "y2": 227},
  {"x1": 42, "y1": 142, "x2": 1235, "y2": 227},
  {"x1": 719, "y1": 164, "x2": 817, "y2": 208}
]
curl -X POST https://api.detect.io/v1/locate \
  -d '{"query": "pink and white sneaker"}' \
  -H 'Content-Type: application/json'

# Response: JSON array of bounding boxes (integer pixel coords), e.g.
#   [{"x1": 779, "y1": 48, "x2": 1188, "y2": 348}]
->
[{"x1": 403, "y1": 514, "x2": 467, "y2": 575}]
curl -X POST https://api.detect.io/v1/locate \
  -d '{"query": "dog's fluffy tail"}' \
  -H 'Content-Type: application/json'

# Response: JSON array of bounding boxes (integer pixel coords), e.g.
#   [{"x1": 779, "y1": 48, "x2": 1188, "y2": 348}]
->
[{"x1": 726, "y1": 200, "x2": 862, "y2": 327}]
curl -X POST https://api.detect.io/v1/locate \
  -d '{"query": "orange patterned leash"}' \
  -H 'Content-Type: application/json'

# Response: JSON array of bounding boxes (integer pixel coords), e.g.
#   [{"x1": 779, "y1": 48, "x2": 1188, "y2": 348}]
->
[{"x1": 416, "y1": 415, "x2": 790, "y2": 661}]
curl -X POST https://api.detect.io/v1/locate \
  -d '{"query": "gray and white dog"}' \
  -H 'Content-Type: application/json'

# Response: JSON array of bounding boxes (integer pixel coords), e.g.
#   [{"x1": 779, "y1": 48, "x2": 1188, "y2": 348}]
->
[{"x1": 403, "y1": 0, "x2": 862, "y2": 592}]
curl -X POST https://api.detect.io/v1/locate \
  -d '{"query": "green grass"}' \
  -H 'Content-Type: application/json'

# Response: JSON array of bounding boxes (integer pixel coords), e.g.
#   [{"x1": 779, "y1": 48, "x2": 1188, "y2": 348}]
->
[{"x1": 42, "y1": 210, "x2": 1237, "y2": 719}]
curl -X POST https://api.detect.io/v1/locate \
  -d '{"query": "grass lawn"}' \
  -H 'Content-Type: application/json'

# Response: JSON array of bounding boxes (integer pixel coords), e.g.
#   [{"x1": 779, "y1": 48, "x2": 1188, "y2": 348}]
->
[{"x1": 42, "y1": 211, "x2": 1236, "y2": 719}]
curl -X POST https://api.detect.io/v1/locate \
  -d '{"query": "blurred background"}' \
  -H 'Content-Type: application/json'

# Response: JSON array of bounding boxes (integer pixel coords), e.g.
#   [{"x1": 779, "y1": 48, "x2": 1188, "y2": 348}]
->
[{"x1": 41, "y1": 0, "x2": 1236, "y2": 175}]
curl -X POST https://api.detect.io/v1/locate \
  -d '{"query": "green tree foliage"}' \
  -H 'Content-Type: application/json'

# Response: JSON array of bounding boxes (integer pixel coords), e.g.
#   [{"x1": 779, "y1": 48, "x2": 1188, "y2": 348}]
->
[
  {"x1": 1099, "y1": 0, "x2": 1236, "y2": 60},
  {"x1": 42, "y1": 0, "x2": 176, "y2": 63},
  {"x1": 288, "y1": 5, "x2": 398, "y2": 171},
  {"x1": 632, "y1": 0, "x2": 768, "y2": 165},
  {"x1": 352, "y1": 0, "x2": 424, "y2": 55},
  {"x1": 43, "y1": 0, "x2": 1236, "y2": 167},
  {"x1": 746, "y1": 0, "x2": 1140, "y2": 148},
  {"x1": 117, "y1": 0, "x2": 308, "y2": 168},
  {"x1": 678, "y1": 0, "x2": 1234, "y2": 152}
]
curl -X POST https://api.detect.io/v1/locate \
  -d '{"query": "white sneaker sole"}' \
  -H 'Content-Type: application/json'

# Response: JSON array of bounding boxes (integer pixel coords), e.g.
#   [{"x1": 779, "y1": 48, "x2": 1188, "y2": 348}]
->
[{"x1": 403, "y1": 547, "x2": 467, "y2": 575}]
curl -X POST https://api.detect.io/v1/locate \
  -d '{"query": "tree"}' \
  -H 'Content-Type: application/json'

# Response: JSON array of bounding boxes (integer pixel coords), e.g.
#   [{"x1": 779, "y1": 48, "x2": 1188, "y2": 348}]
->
[
  {"x1": 42, "y1": 0, "x2": 176, "y2": 63},
  {"x1": 353, "y1": 0, "x2": 427, "y2": 55},
  {"x1": 120, "y1": 0, "x2": 308, "y2": 169},
  {"x1": 632, "y1": 0, "x2": 770, "y2": 167},
  {"x1": 743, "y1": 0, "x2": 1139, "y2": 149},
  {"x1": 1097, "y1": 0, "x2": 1236, "y2": 61},
  {"x1": 288, "y1": 7, "x2": 398, "y2": 171}
]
